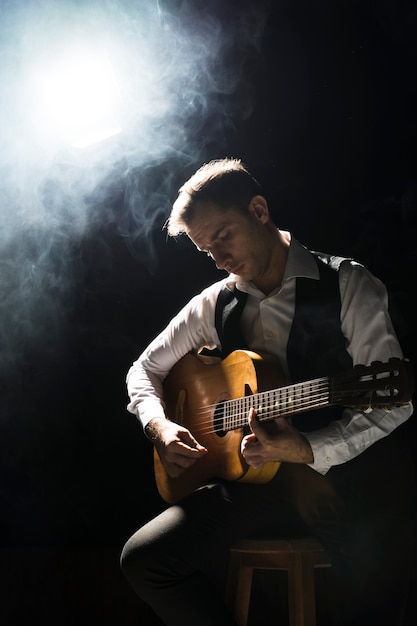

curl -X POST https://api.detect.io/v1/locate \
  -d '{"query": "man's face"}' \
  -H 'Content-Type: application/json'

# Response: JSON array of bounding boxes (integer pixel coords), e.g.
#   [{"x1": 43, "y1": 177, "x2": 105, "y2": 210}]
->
[{"x1": 186, "y1": 198, "x2": 274, "y2": 287}]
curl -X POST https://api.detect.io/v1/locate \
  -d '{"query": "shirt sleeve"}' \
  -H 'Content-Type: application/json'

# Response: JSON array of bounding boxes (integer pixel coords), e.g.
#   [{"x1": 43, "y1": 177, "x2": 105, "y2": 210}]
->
[
  {"x1": 304, "y1": 262, "x2": 413, "y2": 474},
  {"x1": 126, "y1": 282, "x2": 223, "y2": 429}
]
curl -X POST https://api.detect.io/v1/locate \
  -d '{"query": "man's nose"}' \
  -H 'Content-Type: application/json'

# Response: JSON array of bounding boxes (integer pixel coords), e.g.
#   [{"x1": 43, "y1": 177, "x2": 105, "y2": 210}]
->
[{"x1": 211, "y1": 247, "x2": 229, "y2": 271}]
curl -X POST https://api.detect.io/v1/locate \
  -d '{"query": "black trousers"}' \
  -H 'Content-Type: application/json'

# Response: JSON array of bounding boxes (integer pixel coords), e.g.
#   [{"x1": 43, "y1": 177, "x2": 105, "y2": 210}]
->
[{"x1": 120, "y1": 425, "x2": 416, "y2": 626}]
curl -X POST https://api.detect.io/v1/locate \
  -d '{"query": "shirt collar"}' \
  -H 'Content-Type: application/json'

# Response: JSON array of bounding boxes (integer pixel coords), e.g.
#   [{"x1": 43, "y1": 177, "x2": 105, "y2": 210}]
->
[{"x1": 282, "y1": 233, "x2": 320, "y2": 282}]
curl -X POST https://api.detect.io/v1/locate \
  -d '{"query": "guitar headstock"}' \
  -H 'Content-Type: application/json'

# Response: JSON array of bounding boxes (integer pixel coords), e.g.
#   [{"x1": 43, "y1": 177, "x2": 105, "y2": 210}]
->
[{"x1": 331, "y1": 357, "x2": 414, "y2": 411}]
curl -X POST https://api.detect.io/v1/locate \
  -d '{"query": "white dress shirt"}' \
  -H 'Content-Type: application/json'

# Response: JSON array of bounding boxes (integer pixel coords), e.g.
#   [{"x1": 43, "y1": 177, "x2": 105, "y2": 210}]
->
[{"x1": 126, "y1": 233, "x2": 412, "y2": 474}]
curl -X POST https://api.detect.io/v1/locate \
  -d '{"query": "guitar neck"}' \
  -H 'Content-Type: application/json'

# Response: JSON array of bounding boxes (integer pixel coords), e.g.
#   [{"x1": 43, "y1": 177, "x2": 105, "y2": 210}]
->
[{"x1": 221, "y1": 377, "x2": 331, "y2": 432}]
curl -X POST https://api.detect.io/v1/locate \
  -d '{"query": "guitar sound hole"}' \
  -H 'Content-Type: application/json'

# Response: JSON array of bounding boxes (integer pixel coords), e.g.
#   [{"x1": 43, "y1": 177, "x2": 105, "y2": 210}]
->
[{"x1": 213, "y1": 400, "x2": 227, "y2": 437}]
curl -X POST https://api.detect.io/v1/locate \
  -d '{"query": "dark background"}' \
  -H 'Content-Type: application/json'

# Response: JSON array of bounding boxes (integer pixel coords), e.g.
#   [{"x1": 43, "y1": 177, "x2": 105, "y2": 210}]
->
[{"x1": 1, "y1": 0, "x2": 416, "y2": 624}]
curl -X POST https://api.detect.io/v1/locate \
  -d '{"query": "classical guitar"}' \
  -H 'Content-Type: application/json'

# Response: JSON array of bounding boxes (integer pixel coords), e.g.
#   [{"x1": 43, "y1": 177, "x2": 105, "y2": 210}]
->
[{"x1": 154, "y1": 349, "x2": 414, "y2": 503}]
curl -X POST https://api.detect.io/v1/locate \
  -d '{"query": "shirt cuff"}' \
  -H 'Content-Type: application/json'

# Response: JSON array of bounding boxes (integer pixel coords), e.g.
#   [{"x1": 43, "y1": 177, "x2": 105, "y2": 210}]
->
[
  {"x1": 303, "y1": 429, "x2": 349, "y2": 475},
  {"x1": 137, "y1": 399, "x2": 167, "y2": 430}
]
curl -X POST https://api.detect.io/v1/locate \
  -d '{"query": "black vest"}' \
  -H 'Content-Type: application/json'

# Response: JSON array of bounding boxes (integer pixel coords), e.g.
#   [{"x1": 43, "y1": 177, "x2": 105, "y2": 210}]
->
[{"x1": 213, "y1": 252, "x2": 353, "y2": 431}]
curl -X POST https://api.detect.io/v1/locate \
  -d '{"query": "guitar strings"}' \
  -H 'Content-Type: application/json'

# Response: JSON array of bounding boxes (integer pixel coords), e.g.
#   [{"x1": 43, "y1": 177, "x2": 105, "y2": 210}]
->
[
  {"x1": 190, "y1": 379, "x2": 331, "y2": 437},
  {"x1": 186, "y1": 381, "x2": 399, "y2": 438}
]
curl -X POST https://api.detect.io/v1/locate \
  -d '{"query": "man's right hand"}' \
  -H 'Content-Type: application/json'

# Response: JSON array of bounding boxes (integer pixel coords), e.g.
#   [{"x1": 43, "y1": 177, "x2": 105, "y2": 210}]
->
[{"x1": 145, "y1": 417, "x2": 208, "y2": 478}]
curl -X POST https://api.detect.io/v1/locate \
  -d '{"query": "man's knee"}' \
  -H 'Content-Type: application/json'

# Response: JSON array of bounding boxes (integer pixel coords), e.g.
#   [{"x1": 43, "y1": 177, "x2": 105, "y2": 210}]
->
[{"x1": 120, "y1": 534, "x2": 145, "y2": 589}]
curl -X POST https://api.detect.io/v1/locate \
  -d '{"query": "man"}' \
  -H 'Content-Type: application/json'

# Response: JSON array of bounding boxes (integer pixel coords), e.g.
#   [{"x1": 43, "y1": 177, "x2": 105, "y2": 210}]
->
[{"x1": 121, "y1": 158, "x2": 415, "y2": 625}]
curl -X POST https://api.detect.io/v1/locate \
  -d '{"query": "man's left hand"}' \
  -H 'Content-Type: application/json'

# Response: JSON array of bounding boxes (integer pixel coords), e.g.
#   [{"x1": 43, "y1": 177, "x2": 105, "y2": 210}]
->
[{"x1": 241, "y1": 408, "x2": 314, "y2": 467}]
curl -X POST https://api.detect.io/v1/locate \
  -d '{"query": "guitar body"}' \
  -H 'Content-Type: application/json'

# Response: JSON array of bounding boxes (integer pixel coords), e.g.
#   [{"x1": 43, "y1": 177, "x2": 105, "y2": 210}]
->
[{"x1": 154, "y1": 350, "x2": 283, "y2": 504}]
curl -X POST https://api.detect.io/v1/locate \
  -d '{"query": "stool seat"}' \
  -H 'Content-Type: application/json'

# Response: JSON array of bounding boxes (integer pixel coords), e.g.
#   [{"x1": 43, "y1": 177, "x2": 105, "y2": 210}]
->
[{"x1": 226, "y1": 537, "x2": 332, "y2": 626}]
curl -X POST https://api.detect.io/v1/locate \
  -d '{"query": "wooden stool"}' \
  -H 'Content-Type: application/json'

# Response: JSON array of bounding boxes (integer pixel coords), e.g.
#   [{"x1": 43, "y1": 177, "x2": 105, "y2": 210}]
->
[{"x1": 226, "y1": 537, "x2": 332, "y2": 626}]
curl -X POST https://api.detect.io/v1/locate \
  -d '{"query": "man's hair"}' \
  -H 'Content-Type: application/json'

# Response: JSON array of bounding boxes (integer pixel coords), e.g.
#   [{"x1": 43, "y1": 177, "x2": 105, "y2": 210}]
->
[{"x1": 166, "y1": 157, "x2": 261, "y2": 236}]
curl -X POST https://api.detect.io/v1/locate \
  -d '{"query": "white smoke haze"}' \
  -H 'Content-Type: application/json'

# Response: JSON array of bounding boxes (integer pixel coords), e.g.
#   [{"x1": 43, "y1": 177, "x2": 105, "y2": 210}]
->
[{"x1": 0, "y1": 0, "x2": 271, "y2": 377}]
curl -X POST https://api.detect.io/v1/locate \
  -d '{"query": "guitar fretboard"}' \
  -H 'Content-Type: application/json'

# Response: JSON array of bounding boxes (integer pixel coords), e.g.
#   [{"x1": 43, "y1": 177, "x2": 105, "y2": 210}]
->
[{"x1": 220, "y1": 377, "x2": 331, "y2": 432}]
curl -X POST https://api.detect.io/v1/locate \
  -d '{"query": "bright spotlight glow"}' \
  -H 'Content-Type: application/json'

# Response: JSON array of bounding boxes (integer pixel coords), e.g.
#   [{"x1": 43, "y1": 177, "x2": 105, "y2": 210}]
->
[{"x1": 32, "y1": 47, "x2": 122, "y2": 149}]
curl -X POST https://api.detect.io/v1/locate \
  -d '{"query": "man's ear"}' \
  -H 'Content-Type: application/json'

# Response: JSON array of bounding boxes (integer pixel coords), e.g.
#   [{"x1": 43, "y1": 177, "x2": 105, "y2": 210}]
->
[{"x1": 248, "y1": 195, "x2": 270, "y2": 222}]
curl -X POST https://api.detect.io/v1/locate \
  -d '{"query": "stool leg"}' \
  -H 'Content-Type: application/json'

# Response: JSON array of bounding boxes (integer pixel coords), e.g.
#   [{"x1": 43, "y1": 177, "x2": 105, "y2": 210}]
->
[
  {"x1": 288, "y1": 552, "x2": 316, "y2": 626},
  {"x1": 236, "y1": 565, "x2": 254, "y2": 626},
  {"x1": 226, "y1": 553, "x2": 253, "y2": 626}
]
